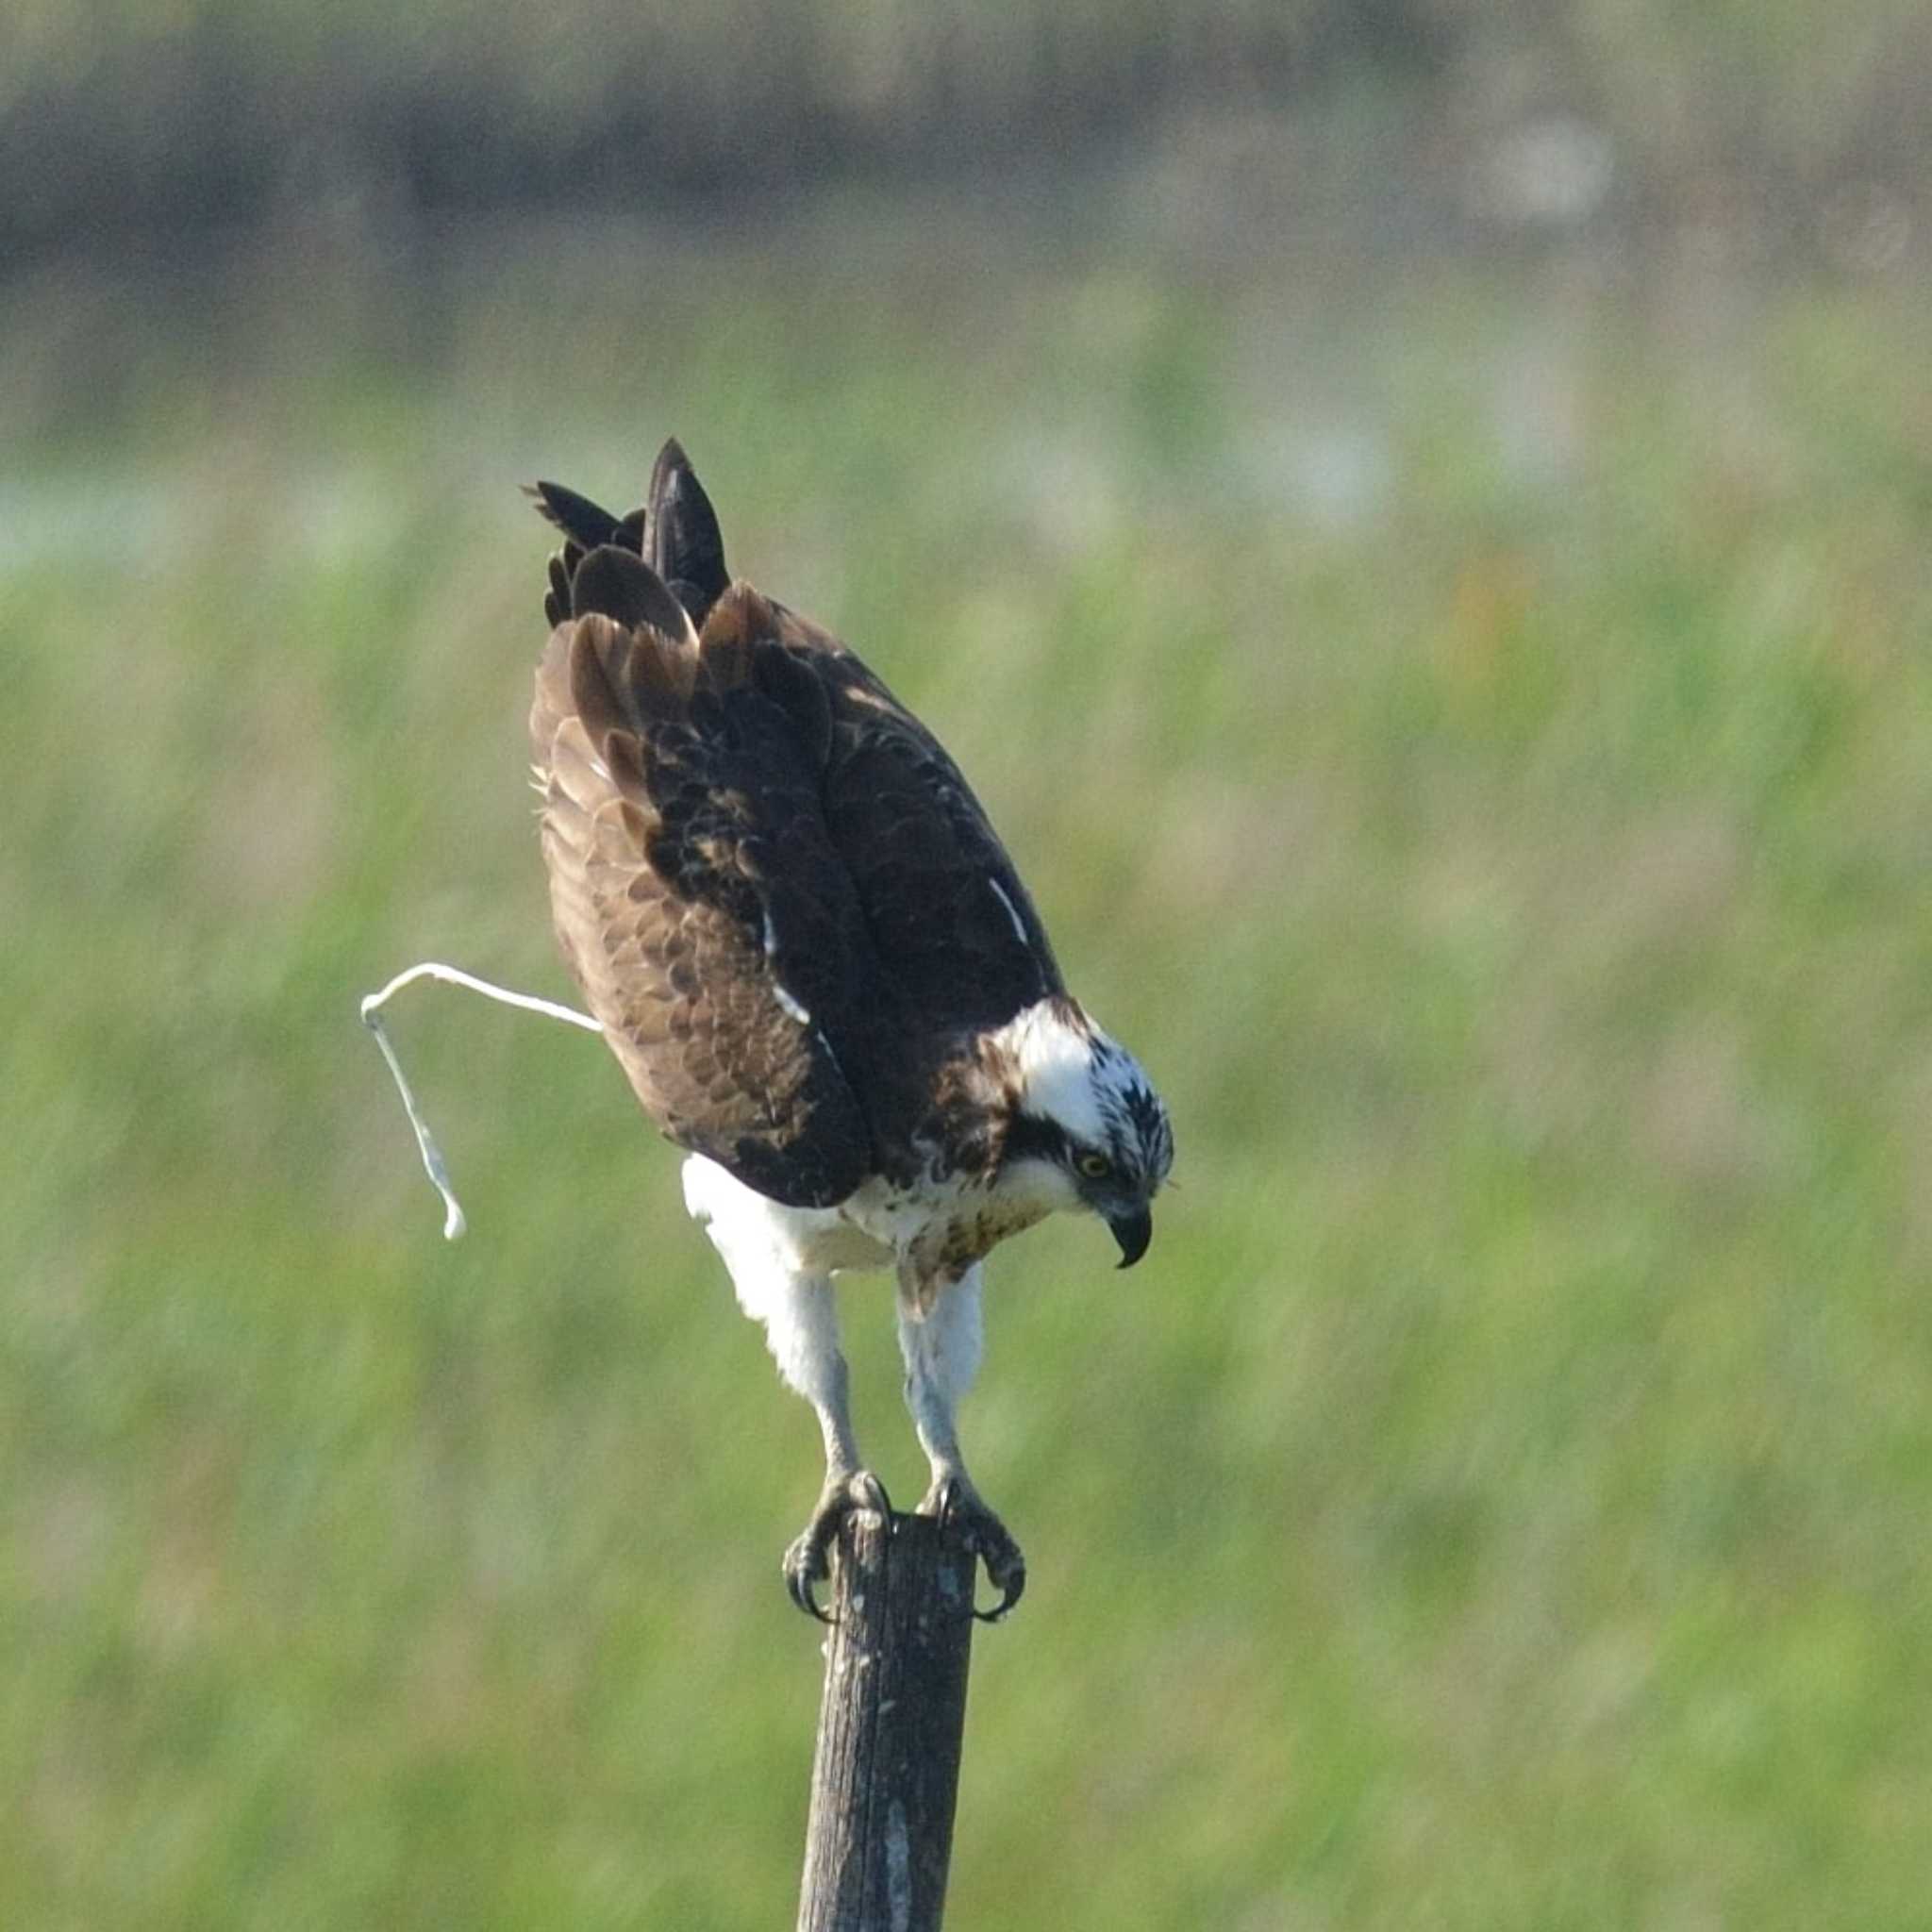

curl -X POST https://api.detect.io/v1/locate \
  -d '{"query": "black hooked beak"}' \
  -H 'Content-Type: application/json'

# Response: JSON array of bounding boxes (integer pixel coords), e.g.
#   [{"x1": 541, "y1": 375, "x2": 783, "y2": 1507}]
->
[{"x1": 1108, "y1": 1203, "x2": 1153, "y2": 1270}]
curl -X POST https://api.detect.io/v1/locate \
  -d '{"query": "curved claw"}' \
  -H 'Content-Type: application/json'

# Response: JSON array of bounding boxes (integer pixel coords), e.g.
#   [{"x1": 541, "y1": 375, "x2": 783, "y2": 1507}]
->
[
  {"x1": 782, "y1": 1470, "x2": 891, "y2": 1624},
  {"x1": 920, "y1": 1476, "x2": 1026, "y2": 1624},
  {"x1": 782, "y1": 1547, "x2": 835, "y2": 1624},
  {"x1": 974, "y1": 1560, "x2": 1026, "y2": 1625}
]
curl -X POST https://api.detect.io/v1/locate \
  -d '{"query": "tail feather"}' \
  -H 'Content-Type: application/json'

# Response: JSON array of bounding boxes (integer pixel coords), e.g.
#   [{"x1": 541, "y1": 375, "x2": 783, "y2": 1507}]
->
[
  {"x1": 571, "y1": 543, "x2": 698, "y2": 642},
  {"x1": 529, "y1": 480, "x2": 631, "y2": 554},
  {"x1": 530, "y1": 440, "x2": 727, "y2": 630},
  {"x1": 646, "y1": 439, "x2": 730, "y2": 625}
]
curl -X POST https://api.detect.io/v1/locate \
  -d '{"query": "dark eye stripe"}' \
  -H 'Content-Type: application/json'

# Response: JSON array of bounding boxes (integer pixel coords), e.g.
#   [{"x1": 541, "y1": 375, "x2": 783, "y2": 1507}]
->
[{"x1": 1004, "y1": 1112, "x2": 1072, "y2": 1166}]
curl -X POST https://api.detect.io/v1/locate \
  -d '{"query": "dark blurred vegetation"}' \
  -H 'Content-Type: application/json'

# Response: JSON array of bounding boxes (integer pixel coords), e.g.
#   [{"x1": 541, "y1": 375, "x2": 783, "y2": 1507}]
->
[
  {"x1": 6, "y1": 5, "x2": 1932, "y2": 1929},
  {"x1": 7, "y1": 0, "x2": 1928, "y2": 260}
]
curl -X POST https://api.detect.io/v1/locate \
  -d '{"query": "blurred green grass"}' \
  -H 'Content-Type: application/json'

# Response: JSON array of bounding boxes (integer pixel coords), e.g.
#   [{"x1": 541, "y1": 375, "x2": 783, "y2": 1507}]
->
[{"x1": 4, "y1": 194, "x2": 1931, "y2": 1928}]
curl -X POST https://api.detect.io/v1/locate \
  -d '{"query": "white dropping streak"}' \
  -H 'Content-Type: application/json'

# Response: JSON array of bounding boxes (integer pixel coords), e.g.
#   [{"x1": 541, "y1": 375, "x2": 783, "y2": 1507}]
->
[
  {"x1": 988, "y1": 876, "x2": 1028, "y2": 944},
  {"x1": 358, "y1": 960, "x2": 603, "y2": 1239}
]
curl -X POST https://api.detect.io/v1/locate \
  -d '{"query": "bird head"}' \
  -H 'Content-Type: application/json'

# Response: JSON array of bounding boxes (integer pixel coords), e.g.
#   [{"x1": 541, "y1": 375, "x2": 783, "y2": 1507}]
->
[{"x1": 990, "y1": 997, "x2": 1174, "y2": 1267}]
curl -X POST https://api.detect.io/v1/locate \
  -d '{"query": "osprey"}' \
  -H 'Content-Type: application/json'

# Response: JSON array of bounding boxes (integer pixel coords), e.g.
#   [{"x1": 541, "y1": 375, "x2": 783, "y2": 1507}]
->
[{"x1": 527, "y1": 440, "x2": 1174, "y2": 1619}]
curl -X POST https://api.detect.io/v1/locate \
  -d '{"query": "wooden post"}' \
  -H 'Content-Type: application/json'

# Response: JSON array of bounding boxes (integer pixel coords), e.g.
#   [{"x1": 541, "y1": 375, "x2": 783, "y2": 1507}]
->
[{"x1": 796, "y1": 1508, "x2": 977, "y2": 1932}]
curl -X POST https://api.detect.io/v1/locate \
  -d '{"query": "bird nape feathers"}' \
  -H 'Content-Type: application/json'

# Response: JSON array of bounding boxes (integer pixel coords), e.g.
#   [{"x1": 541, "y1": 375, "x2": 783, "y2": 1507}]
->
[{"x1": 526, "y1": 438, "x2": 1174, "y2": 1619}]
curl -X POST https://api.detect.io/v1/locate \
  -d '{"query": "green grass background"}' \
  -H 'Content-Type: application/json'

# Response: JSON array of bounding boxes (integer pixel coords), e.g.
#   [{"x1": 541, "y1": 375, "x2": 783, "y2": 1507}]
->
[{"x1": 5, "y1": 174, "x2": 1931, "y2": 1927}]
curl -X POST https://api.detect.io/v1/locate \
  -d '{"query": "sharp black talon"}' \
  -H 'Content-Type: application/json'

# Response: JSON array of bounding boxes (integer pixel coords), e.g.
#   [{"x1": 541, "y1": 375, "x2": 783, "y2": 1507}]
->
[
  {"x1": 784, "y1": 1558, "x2": 833, "y2": 1625},
  {"x1": 782, "y1": 1470, "x2": 891, "y2": 1624},
  {"x1": 918, "y1": 1475, "x2": 1025, "y2": 1623},
  {"x1": 974, "y1": 1575, "x2": 1025, "y2": 1624}
]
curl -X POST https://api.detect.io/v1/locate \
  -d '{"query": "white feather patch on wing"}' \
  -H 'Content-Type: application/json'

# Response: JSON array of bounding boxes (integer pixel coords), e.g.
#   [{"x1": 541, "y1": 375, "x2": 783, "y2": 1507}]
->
[
  {"x1": 988, "y1": 876, "x2": 1028, "y2": 944},
  {"x1": 761, "y1": 908, "x2": 812, "y2": 1024}
]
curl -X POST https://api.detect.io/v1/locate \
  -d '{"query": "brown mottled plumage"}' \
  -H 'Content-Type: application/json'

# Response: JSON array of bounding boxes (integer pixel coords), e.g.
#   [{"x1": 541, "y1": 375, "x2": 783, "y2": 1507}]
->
[
  {"x1": 529, "y1": 441, "x2": 1064, "y2": 1209},
  {"x1": 525, "y1": 439, "x2": 1171, "y2": 1621}
]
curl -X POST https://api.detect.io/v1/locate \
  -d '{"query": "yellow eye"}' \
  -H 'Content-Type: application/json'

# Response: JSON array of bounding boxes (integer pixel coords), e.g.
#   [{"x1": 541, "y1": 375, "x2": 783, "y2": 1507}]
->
[{"x1": 1077, "y1": 1152, "x2": 1112, "y2": 1180}]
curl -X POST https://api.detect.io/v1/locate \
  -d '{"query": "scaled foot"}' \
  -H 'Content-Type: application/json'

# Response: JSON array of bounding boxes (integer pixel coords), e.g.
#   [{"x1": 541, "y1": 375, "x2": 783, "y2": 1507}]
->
[
  {"x1": 919, "y1": 1475, "x2": 1026, "y2": 1623},
  {"x1": 782, "y1": 1469, "x2": 891, "y2": 1622}
]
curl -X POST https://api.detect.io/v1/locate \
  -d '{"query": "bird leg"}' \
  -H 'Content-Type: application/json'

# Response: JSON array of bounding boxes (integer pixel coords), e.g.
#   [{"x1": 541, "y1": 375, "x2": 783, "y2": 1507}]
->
[
  {"x1": 756, "y1": 1283, "x2": 891, "y2": 1623},
  {"x1": 683, "y1": 1199, "x2": 890, "y2": 1624},
  {"x1": 897, "y1": 1266, "x2": 1025, "y2": 1622},
  {"x1": 781, "y1": 1353, "x2": 891, "y2": 1623}
]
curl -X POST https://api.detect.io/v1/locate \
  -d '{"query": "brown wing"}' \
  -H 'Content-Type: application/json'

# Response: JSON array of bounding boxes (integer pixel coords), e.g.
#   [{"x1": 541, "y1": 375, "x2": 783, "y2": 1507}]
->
[
  {"x1": 528, "y1": 441, "x2": 1066, "y2": 1195},
  {"x1": 755, "y1": 599, "x2": 1067, "y2": 1031},
  {"x1": 530, "y1": 549, "x2": 877, "y2": 1208}
]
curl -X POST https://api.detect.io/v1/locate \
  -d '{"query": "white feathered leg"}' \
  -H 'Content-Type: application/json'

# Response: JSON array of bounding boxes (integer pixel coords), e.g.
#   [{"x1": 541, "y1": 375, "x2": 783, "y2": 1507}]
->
[
  {"x1": 683, "y1": 1157, "x2": 889, "y2": 1616},
  {"x1": 896, "y1": 1263, "x2": 984, "y2": 1488},
  {"x1": 758, "y1": 1272, "x2": 864, "y2": 1476},
  {"x1": 897, "y1": 1263, "x2": 1024, "y2": 1619}
]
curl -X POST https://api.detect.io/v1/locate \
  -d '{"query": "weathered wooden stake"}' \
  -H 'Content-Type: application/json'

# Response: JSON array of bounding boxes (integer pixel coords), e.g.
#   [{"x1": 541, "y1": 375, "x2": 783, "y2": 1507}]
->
[{"x1": 797, "y1": 1508, "x2": 978, "y2": 1932}]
